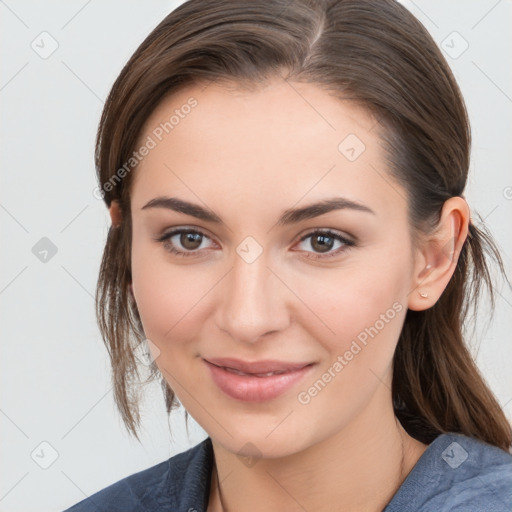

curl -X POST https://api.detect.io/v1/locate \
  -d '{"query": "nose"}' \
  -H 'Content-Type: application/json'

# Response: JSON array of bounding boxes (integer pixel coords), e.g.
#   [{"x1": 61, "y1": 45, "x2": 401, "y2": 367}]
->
[{"x1": 215, "y1": 248, "x2": 291, "y2": 344}]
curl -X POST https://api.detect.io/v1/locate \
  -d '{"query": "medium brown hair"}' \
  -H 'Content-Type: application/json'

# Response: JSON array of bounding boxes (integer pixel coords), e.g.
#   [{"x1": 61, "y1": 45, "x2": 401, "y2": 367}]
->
[{"x1": 94, "y1": 0, "x2": 512, "y2": 450}]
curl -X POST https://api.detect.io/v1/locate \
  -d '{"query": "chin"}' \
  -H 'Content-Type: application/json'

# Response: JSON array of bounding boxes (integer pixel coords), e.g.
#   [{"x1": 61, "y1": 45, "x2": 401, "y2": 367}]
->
[{"x1": 205, "y1": 412, "x2": 321, "y2": 461}]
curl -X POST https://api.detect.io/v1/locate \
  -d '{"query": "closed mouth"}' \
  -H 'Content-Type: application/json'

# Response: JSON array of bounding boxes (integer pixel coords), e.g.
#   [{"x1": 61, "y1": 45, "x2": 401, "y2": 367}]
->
[
  {"x1": 204, "y1": 357, "x2": 314, "y2": 376},
  {"x1": 214, "y1": 364, "x2": 303, "y2": 378}
]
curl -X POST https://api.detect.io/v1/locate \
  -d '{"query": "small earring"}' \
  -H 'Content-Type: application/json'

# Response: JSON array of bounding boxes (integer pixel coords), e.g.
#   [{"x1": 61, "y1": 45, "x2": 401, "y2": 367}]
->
[{"x1": 419, "y1": 290, "x2": 428, "y2": 299}]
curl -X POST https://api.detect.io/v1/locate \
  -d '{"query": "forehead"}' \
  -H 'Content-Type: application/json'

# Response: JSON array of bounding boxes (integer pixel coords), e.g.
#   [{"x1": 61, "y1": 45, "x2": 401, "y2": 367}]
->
[{"x1": 130, "y1": 79, "x2": 407, "y2": 224}]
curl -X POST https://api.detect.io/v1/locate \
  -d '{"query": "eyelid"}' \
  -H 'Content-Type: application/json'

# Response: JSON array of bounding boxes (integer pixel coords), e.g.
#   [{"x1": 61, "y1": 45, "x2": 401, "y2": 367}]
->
[
  {"x1": 296, "y1": 227, "x2": 355, "y2": 244},
  {"x1": 154, "y1": 226, "x2": 217, "y2": 248},
  {"x1": 291, "y1": 228, "x2": 356, "y2": 260},
  {"x1": 156, "y1": 225, "x2": 214, "y2": 241}
]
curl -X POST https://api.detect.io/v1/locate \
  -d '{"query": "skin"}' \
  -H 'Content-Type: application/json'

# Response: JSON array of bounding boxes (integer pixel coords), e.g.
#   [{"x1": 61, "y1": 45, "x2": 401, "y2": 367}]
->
[{"x1": 110, "y1": 78, "x2": 469, "y2": 511}]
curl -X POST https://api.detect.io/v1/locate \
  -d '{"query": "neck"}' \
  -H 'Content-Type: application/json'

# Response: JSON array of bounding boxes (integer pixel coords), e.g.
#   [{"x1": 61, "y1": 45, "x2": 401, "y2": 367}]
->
[{"x1": 208, "y1": 391, "x2": 428, "y2": 512}]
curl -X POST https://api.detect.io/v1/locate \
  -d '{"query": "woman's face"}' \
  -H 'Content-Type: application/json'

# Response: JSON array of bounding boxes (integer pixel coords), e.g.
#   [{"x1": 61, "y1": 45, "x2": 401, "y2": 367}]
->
[{"x1": 129, "y1": 79, "x2": 420, "y2": 458}]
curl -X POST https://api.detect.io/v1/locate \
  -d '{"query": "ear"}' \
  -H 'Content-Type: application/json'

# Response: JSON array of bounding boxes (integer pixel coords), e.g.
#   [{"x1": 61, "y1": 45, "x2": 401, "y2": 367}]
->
[
  {"x1": 109, "y1": 200, "x2": 123, "y2": 227},
  {"x1": 408, "y1": 196, "x2": 470, "y2": 311}
]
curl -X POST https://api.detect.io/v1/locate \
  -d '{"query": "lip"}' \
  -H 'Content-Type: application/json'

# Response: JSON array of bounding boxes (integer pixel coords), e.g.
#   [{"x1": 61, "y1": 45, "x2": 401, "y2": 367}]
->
[{"x1": 203, "y1": 357, "x2": 315, "y2": 402}]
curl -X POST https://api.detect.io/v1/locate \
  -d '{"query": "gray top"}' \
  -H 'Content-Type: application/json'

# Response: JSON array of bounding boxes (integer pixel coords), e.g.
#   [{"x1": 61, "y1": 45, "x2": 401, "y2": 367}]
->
[{"x1": 63, "y1": 432, "x2": 512, "y2": 511}]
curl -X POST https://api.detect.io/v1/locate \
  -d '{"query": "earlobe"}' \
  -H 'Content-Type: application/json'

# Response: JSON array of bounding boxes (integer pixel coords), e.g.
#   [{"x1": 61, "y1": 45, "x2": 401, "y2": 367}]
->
[
  {"x1": 109, "y1": 200, "x2": 123, "y2": 227},
  {"x1": 408, "y1": 197, "x2": 469, "y2": 311}
]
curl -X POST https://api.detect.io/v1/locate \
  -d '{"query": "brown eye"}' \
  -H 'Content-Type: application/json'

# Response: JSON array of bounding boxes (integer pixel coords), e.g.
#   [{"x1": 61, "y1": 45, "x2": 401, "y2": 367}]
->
[
  {"x1": 155, "y1": 228, "x2": 215, "y2": 258},
  {"x1": 295, "y1": 229, "x2": 356, "y2": 260},
  {"x1": 180, "y1": 231, "x2": 203, "y2": 250},
  {"x1": 310, "y1": 233, "x2": 335, "y2": 253}
]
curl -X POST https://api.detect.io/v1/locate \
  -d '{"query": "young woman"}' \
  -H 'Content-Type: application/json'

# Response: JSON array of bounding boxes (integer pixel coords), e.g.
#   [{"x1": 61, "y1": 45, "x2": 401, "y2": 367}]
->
[{"x1": 64, "y1": 0, "x2": 512, "y2": 510}]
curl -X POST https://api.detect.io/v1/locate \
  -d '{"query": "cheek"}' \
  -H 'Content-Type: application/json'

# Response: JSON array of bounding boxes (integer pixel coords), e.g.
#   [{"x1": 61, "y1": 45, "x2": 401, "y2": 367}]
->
[
  {"x1": 291, "y1": 267, "x2": 408, "y2": 428},
  {"x1": 291, "y1": 254, "x2": 411, "y2": 411},
  {"x1": 130, "y1": 242, "x2": 218, "y2": 351},
  {"x1": 294, "y1": 259, "x2": 409, "y2": 352}
]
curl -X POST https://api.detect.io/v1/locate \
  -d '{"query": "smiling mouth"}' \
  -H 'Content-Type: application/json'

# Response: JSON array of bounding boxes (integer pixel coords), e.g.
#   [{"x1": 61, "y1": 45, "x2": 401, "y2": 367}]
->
[
  {"x1": 213, "y1": 365, "x2": 300, "y2": 378},
  {"x1": 204, "y1": 357, "x2": 314, "y2": 375},
  {"x1": 203, "y1": 358, "x2": 316, "y2": 402}
]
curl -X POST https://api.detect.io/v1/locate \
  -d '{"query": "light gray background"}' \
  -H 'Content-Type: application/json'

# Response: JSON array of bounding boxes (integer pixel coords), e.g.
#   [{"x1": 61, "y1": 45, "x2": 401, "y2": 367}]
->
[{"x1": 1, "y1": 1, "x2": 511, "y2": 511}]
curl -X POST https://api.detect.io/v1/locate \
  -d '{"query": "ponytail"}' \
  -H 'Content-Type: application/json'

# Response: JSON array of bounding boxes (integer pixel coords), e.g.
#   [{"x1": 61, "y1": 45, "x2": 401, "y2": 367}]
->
[{"x1": 393, "y1": 218, "x2": 512, "y2": 452}]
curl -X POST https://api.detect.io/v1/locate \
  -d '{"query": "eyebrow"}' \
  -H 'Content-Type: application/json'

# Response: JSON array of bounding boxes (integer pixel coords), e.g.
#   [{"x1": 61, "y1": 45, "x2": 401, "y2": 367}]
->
[{"x1": 141, "y1": 196, "x2": 375, "y2": 226}]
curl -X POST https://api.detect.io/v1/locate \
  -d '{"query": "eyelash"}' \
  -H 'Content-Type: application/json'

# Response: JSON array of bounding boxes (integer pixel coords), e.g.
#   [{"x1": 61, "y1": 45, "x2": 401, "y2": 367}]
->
[{"x1": 154, "y1": 228, "x2": 356, "y2": 260}]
